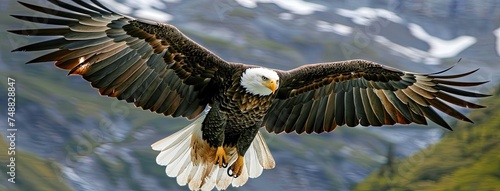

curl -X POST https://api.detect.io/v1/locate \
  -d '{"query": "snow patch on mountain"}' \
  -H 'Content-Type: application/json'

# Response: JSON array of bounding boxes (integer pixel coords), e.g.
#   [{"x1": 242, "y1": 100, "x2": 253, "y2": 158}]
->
[
  {"x1": 336, "y1": 7, "x2": 404, "y2": 26},
  {"x1": 235, "y1": 0, "x2": 327, "y2": 15},
  {"x1": 134, "y1": 8, "x2": 173, "y2": 22},
  {"x1": 408, "y1": 23, "x2": 476, "y2": 58},
  {"x1": 100, "y1": 0, "x2": 173, "y2": 22},
  {"x1": 316, "y1": 21, "x2": 353, "y2": 36},
  {"x1": 99, "y1": 0, "x2": 132, "y2": 14},
  {"x1": 494, "y1": 27, "x2": 500, "y2": 56},
  {"x1": 374, "y1": 35, "x2": 440, "y2": 65},
  {"x1": 372, "y1": 23, "x2": 476, "y2": 65}
]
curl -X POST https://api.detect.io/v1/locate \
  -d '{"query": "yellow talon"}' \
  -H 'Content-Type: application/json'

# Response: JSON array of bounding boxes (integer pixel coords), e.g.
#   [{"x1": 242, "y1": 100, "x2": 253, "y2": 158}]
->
[
  {"x1": 228, "y1": 155, "x2": 244, "y2": 178},
  {"x1": 214, "y1": 146, "x2": 228, "y2": 168}
]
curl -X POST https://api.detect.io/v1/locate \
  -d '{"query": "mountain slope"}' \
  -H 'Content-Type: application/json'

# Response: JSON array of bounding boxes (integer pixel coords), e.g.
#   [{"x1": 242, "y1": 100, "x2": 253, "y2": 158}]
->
[
  {"x1": 354, "y1": 87, "x2": 500, "y2": 191},
  {"x1": 0, "y1": 136, "x2": 72, "y2": 191}
]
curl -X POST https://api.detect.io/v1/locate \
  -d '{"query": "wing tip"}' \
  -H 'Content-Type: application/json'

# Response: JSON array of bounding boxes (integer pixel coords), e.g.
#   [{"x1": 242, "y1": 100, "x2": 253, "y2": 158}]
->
[
  {"x1": 10, "y1": 14, "x2": 21, "y2": 19},
  {"x1": 17, "y1": 1, "x2": 32, "y2": 8},
  {"x1": 7, "y1": 29, "x2": 25, "y2": 36},
  {"x1": 470, "y1": 104, "x2": 487, "y2": 109},
  {"x1": 11, "y1": 47, "x2": 24, "y2": 52},
  {"x1": 427, "y1": 62, "x2": 458, "y2": 75},
  {"x1": 440, "y1": 122, "x2": 453, "y2": 131}
]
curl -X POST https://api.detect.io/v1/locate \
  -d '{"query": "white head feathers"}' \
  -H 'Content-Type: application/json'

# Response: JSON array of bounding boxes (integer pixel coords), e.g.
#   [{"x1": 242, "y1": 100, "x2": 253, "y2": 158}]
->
[{"x1": 240, "y1": 68, "x2": 280, "y2": 96}]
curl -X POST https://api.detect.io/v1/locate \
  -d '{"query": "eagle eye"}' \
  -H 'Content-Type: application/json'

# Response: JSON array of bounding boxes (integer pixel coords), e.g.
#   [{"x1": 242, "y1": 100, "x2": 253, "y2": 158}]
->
[{"x1": 261, "y1": 76, "x2": 269, "y2": 81}]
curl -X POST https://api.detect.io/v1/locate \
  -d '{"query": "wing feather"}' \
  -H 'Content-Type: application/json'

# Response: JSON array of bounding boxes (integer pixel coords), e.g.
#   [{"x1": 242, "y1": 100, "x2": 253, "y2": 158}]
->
[
  {"x1": 264, "y1": 59, "x2": 489, "y2": 134},
  {"x1": 334, "y1": 92, "x2": 345, "y2": 126},
  {"x1": 95, "y1": 51, "x2": 143, "y2": 89},
  {"x1": 10, "y1": 15, "x2": 77, "y2": 25},
  {"x1": 359, "y1": 88, "x2": 381, "y2": 126},
  {"x1": 401, "y1": 88, "x2": 428, "y2": 106},
  {"x1": 295, "y1": 100, "x2": 314, "y2": 134},
  {"x1": 11, "y1": 0, "x2": 233, "y2": 119},
  {"x1": 47, "y1": 0, "x2": 99, "y2": 15},
  {"x1": 377, "y1": 90, "x2": 398, "y2": 123},
  {"x1": 407, "y1": 101, "x2": 427, "y2": 125},
  {"x1": 366, "y1": 89, "x2": 386, "y2": 124},
  {"x1": 435, "y1": 85, "x2": 490, "y2": 97},
  {"x1": 13, "y1": 38, "x2": 69, "y2": 52},
  {"x1": 17, "y1": 1, "x2": 86, "y2": 19},
  {"x1": 382, "y1": 90, "x2": 412, "y2": 123},
  {"x1": 304, "y1": 99, "x2": 321, "y2": 134},
  {"x1": 313, "y1": 96, "x2": 328, "y2": 133},
  {"x1": 353, "y1": 88, "x2": 369, "y2": 126},
  {"x1": 285, "y1": 104, "x2": 303, "y2": 133},
  {"x1": 344, "y1": 89, "x2": 357, "y2": 127}
]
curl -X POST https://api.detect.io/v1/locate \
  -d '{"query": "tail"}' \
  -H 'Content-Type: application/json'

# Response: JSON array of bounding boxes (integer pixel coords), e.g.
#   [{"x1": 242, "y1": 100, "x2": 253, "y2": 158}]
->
[{"x1": 151, "y1": 115, "x2": 275, "y2": 191}]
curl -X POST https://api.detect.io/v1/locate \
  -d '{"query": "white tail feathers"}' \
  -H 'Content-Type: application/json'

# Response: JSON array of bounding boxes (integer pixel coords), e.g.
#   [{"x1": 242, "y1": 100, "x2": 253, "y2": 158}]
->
[{"x1": 151, "y1": 115, "x2": 275, "y2": 191}]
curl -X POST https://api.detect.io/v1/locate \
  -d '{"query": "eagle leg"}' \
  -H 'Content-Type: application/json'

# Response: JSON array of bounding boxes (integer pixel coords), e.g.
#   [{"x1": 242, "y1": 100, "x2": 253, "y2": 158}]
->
[
  {"x1": 228, "y1": 154, "x2": 244, "y2": 178},
  {"x1": 228, "y1": 121, "x2": 261, "y2": 178},
  {"x1": 202, "y1": 103, "x2": 228, "y2": 167},
  {"x1": 214, "y1": 146, "x2": 228, "y2": 168}
]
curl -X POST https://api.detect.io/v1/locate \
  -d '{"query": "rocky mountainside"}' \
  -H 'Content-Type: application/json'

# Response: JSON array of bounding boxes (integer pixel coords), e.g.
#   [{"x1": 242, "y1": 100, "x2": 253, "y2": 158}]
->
[{"x1": 0, "y1": 0, "x2": 498, "y2": 191}]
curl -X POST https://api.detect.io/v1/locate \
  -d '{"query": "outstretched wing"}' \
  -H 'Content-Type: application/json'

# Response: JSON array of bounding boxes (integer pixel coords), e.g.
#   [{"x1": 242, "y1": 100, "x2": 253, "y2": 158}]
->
[
  {"x1": 10, "y1": 0, "x2": 233, "y2": 119},
  {"x1": 264, "y1": 59, "x2": 489, "y2": 134}
]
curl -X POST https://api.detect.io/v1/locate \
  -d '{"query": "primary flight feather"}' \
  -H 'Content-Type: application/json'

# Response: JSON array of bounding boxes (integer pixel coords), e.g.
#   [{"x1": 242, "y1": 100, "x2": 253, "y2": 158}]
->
[{"x1": 10, "y1": 0, "x2": 490, "y2": 190}]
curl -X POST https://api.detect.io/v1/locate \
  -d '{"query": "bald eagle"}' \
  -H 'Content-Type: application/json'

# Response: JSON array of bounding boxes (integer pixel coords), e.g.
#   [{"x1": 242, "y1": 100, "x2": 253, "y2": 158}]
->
[{"x1": 10, "y1": 0, "x2": 489, "y2": 190}]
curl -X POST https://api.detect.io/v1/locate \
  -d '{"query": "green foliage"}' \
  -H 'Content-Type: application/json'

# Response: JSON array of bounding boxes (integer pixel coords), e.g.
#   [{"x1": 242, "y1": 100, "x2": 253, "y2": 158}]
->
[
  {"x1": 0, "y1": 137, "x2": 73, "y2": 191},
  {"x1": 354, "y1": 87, "x2": 500, "y2": 191}
]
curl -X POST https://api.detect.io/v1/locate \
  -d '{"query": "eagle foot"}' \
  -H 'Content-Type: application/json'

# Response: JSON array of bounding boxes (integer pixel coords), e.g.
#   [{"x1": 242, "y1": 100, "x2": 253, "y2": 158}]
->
[
  {"x1": 227, "y1": 155, "x2": 244, "y2": 178},
  {"x1": 214, "y1": 146, "x2": 228, "y2": 168}
]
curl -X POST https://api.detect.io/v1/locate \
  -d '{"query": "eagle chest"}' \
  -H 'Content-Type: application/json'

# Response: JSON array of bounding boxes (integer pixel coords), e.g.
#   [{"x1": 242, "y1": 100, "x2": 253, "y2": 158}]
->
[
  {"x1": 240, "y1": 95, "x2": 272, "y2": 112},
  {"x1": 222, "y1": 89, "x2": 270, "y2": 112}
]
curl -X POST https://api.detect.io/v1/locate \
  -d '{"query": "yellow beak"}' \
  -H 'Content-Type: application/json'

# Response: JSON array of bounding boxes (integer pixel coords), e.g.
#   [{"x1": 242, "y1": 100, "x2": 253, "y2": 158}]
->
[{"x1": 263, "y1": 79, "x2": 277, "y2": 93}]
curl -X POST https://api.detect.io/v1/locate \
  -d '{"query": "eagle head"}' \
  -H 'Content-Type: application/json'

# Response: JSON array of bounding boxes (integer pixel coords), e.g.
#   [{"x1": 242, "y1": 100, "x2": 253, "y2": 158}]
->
[{"x1": 240, "y1": 67, "x2": 279, "y2": 96}]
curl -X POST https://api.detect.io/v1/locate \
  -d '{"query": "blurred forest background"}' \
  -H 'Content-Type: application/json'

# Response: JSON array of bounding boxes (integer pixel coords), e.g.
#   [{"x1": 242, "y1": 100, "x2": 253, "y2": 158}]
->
[{"x1": 0, "y1": 0, "x2": 499, "y2": 190}]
